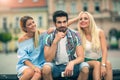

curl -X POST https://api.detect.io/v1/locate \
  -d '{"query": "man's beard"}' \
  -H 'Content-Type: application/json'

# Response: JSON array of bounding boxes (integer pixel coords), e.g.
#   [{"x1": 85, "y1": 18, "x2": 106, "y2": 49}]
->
[{"x1": 56, "y1": 27, "x2": 67, "y2": 33}]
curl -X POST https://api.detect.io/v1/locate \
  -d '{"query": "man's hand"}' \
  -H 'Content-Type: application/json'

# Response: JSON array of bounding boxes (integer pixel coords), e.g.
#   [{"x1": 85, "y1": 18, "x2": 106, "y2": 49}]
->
[
  {"x1": 54, "y1": 32, "x2": 65, "y2": 43},
  {"x1": 64, "y1": 61, "x2": 74, "y2": 77}
]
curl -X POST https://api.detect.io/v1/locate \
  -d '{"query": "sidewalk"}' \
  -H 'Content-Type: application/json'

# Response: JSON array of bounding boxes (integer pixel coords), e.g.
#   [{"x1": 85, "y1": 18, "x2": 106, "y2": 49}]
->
[
  {"x1": 108, "y1": 50, "x2": 120, "y2": 69},
  {"x1": 0, "y1": 53, "x2": 18, "y2": 74},
  {"x1": 0, "y1": 50, "x2": 120, "y2": 74}
]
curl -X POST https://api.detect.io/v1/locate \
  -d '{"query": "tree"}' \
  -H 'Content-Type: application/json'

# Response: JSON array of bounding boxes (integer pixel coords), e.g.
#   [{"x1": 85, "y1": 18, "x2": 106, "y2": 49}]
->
[
  {"x1": 0, "y1": 32, "x2": 12, "y2": 53},
  {"x1": 117, "y1": 30, "x2": 120, "y2": 39},
  {"x1": 109, "y1": 28, "x2": 118, "y2": 49}
]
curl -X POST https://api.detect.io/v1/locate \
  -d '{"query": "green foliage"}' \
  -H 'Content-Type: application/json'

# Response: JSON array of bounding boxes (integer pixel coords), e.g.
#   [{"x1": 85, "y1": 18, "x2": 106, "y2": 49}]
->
[
  {"x1": 117, "y1": 31, "x2": 120, "y2": 39},
  {"x1": 0, "y1": 32, "x2": 12, "y2": 43},
  {"x1": 14, "y1": 36, "x2": 18, "y2": 40}
]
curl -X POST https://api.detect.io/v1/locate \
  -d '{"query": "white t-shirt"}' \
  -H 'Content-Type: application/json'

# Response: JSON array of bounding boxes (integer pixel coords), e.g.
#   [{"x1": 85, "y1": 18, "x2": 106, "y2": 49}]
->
[
  {"x1": 55, "y1": 36, "x2": 69, "y2": 65},
  {"x1": 85, "y1": 40, "x2": 102, "y2": 59}
]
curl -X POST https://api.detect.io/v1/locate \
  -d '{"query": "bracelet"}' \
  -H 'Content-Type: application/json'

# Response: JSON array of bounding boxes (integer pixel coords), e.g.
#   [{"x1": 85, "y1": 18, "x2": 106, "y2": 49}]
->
[{"x1": 101, "y1": 63, "x2": 106, "y2": 67}]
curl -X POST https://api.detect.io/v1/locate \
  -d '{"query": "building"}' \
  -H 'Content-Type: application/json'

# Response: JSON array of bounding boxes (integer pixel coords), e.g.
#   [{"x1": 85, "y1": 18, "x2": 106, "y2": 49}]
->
[
  {"x1": 0, "y1": 0, "x2": 48, "y2": 52},
  {"x1": 0, "y1": 0, "x2": 120, "y2": 52},
  {"x1": 47, "y1": 0, "x2": 120, "y2": 49}
]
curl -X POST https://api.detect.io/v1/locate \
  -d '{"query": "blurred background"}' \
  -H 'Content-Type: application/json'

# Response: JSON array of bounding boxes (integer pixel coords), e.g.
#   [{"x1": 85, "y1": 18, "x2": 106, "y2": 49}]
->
[{"x1": 0, "y1": 0, "x2": 120, "y2": 74}]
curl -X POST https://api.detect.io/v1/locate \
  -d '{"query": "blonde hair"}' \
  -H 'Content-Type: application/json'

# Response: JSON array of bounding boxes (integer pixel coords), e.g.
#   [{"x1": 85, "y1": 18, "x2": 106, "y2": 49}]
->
[
  {"x1": 77, "y1": 11, "x2": 101, "y2": 52},
  {"x1": 34, "y1": 28, "x2": 40, "y2": 48}
]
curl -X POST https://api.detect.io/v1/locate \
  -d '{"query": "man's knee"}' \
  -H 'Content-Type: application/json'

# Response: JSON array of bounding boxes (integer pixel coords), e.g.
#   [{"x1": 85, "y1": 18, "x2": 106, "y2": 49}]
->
[
  {"x1": 42, "y1": 64, "x2": 52, "y2": 75},
  {"x1": 79, "y1": 62, "x2": 89, "y2": 74},
  {"x1": 81, "y1": 67, "x2": 89, "y2": 74}
]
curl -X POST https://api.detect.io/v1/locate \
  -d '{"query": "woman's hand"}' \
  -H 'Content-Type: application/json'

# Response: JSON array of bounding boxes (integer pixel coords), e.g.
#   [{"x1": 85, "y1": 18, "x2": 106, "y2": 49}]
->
[
  {"x1": 34, "y1": 67, "x2": 41, "y2": 73},
  {"x1": 101, "y1": 66, "x2": 107, "y2": 79},
  {"x1": 47, "y1": 27, "x2": 55, "y2": 34}
]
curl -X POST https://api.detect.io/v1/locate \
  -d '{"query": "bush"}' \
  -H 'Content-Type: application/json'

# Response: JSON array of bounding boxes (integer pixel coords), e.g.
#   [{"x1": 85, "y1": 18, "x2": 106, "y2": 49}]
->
[{"x1": 0, "y1": 32, "x2": 12, "y2": 43}]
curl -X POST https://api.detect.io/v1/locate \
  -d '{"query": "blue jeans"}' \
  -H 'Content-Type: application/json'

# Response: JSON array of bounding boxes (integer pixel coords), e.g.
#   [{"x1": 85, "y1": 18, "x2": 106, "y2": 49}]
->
[{"x1": 44, "y1": 62, "x2": 89, "y2": 78}]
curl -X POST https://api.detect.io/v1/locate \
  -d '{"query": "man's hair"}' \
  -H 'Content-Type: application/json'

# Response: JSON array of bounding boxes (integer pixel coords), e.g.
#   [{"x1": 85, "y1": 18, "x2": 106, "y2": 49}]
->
[{"x1": 53, "y1": 10, "x2": 68, "y2": 23}]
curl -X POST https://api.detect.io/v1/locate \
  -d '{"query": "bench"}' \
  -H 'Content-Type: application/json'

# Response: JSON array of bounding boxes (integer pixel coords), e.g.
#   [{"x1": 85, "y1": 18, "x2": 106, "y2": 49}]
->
[{"x1": 0, "y1": 69, "x2": 120, "y2": 80}]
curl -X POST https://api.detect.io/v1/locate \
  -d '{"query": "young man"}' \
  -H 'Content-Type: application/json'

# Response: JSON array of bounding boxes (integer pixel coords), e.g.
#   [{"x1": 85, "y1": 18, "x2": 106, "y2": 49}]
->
[{"x1": 42, "y1": 10, "x2": 89, "y2": 80}]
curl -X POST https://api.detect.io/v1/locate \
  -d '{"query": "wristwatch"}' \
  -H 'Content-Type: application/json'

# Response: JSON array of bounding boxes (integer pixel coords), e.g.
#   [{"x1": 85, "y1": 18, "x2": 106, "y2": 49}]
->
[{"x1": 102, "y1": 63, "x2": 106, "y2": 67}]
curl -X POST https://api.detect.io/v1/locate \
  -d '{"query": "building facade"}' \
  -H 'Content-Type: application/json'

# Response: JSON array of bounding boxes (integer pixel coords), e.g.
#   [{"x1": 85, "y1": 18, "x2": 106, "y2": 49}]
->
[
  {"x1": 0, "y1": 0, "x2": 120, "y2": 52},
  {"x1": 47, "y1": 0, "x2": 120, "y2": 49},
  {"x1": 0, "y1": 0, "x2": 48, "y2": 52}
]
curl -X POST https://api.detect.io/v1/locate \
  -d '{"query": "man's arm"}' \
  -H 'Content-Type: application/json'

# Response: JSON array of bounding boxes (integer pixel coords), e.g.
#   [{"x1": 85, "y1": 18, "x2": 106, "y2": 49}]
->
[
  {"x1": 44, "y1": 32, "x2": 65, "y2": 62},
  {"x1": 44, "y1": 39, "x2": 58, "y2": 62},
  {"x1": 72, "y1": 31, "x2": 84, "y2": 64},
  {"x1": 64, "y1": 31, "x2": 84, "y2": 76},
  {"x1": 64, "y1": 45, "x2": 84, "y2": 77},
  {"x1": 72, "y1": 45, "x2": 84, "y2": 65}
]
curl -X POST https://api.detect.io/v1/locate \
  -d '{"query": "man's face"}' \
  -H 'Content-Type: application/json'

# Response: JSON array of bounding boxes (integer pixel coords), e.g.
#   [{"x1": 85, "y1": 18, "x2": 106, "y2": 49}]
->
[{"x1": 55, "y1": 16, "x2": 68, "y2": 33}]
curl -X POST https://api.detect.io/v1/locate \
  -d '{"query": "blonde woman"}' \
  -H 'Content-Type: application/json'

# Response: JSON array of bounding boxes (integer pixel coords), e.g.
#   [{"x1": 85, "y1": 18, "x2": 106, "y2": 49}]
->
[
  {"x1": 16, "y1": 16, "x2": 48, "y2": 80},
  {"x1": 68, "y1": 11, "x2": 112, "y2": 80}
]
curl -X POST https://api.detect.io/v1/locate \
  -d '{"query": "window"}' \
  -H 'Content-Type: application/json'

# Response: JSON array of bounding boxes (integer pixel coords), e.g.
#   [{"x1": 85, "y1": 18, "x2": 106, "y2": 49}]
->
[
  {"x1": 71, "y1": 1, "x2": 76, "y2": 14},
  {"x1": 113, "y1": 1, "x2": 120, "y2": 13},
  {"x1": 56, "y1": 0, "x2": 65, "y2": 11},
  {"x1": 18, "y1": 0, "x2": 24, "y2": 3},
  {"x1": 38, "y1": 16, "x2": 42, "y2": 27},
  {"x1": 94, "y1": 2, "x2": 100, "y2": 13},
  {"x1": 33, "y1": 0, "x2": 38, "y2": 2},
  {"x1": 14, "y1": 17, "x2": 20, "y2": 34},
  {"x1": 15, "y1": 17, "x2": 19, "y2": 28},
  {"x1": 83, "y1": 2, "x2": 88, "y2": 11},
  {"x1": 2, "y1": 17, "x2": 8, "y2": 31}
]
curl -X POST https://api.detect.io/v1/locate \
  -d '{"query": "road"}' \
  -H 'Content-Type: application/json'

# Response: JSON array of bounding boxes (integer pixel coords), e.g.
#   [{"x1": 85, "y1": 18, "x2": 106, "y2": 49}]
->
[{"x1": 0, "y1": 50, "x2": 120, "y2": 74}]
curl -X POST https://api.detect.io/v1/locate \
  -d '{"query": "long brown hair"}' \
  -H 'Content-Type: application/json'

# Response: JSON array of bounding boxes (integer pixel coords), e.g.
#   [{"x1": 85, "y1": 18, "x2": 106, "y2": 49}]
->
[{"x1": 20, "y1": 16, "x2": 39, "y2": 47}]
